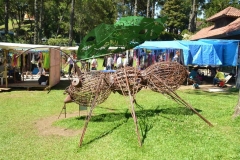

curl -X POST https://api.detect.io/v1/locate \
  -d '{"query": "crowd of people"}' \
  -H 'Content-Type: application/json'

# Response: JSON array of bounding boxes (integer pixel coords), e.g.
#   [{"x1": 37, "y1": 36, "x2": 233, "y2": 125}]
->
[
  {"x1": 102, "y1": 54, "x2": 133, "y2": 70},
  {"x1": 61, "y1": 51, "x2": 235, "y2": 90}
]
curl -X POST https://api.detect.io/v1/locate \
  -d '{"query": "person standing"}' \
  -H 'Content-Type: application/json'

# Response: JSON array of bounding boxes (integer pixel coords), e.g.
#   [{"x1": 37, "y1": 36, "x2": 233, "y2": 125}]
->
[
  {"x1": 65, "y1": 54, "x2": 74, "y2": 78},
  {"x1": 116, "y1": 54, "x2": 123, "y2": 69},
  {"x1": 128, "y1": 56, "x2": 133, "y2": 67},
  {"x1": 106, "y1": 55, "x2": 114, "y2": 70},
  {"x1": 0, "y1": 61, "x2": 4, "y2": 73},
  {"x1": 123, "y1": 55, "x2": 128, "y2": 67},
  {"x1": 102, "y1": 56, "x2": 108, "y2": 70},
  {"x1": 172, "y1": 50, "x2": 180, "y2": 62},
  {"x1": 91, "y1": 56, "x2": 98, "y2": 70}
]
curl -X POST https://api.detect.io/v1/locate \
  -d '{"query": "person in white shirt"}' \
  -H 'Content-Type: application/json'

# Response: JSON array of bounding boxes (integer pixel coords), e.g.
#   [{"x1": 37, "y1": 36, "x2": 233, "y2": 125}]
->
[
  {"x1": 106, "y1": 55, "x2": 114, "y2": 70},
  {"x1": 116, "y1": 54, "x2": 123, "y2": 69},
  {"x1": 91, "y1": 56, "x2": 98, "y2": 70},
  {"x1": 65, "y1": 54, "x2": 74, "y2": 77},
  {"x1": 123, "y1": 56, "x2": 128, "y2": 67}
]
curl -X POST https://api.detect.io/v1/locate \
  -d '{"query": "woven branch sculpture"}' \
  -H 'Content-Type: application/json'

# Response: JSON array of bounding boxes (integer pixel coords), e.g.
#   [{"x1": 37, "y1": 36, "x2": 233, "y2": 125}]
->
[{"x1": 60, "y1": 61, "x2": 213, "y2": 147}]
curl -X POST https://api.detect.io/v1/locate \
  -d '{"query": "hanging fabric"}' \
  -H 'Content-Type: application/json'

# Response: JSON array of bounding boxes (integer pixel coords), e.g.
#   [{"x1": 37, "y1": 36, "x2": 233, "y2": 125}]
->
[
  {"x1": 43, "y1": 52, "x2": 50, "y2": 69},
  {"x1": 17, "y1": 54, "x2": 21, "y2": 67},
  {"x1": 31, "y1": 53, "x2": 35, "y2": 64},
  {"x1": 12, "y1": 54, "x2": 18, "y2": 67}
]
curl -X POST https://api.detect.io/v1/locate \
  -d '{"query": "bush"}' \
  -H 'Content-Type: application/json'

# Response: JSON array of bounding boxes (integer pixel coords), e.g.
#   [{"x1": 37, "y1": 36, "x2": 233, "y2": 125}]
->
[{"x1": 47, "y1": 38, "x2": 76, "y2": 46}]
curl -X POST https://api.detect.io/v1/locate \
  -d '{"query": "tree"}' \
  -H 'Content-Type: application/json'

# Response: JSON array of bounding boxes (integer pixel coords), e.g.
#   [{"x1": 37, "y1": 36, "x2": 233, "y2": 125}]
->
[
  {"x1": 4, "y1": 0, "x2": 9, "y2": 41},
  {"x1": 147, "y1": 0, "x2": 150, "y2": 17},
  {"x1": 134, "y1": 0, "x2": 138, "y2": 16},
  {"x1": 68, "y1": 0, "x2": 75, "y2": 46},
  {"x1": 39, "y1": 0, "x2": 44, "y2": 44},
  {"x1": 161, "y1": 0, "x2": 189, "y2": 34},
  {"x1": 188, "y1": 0, "x2": 197, "y2": 32},
  {"x1": 203, "y1": 0, "x2": 239, "y2": 18},
  {"x1": 34, "y1": 0, "x2": 39, "y2": 44},
  {"x1": 151, "y1": 0, "x2": 156, "y2": 18},
  {"x1": 74, "y1": 0, "x2": 117, "y2": 43}
]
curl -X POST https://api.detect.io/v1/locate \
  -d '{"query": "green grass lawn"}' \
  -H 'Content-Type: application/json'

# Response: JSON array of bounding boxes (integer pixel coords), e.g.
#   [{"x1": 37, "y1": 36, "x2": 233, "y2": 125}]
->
[{"x1": 1, "y1": 85, "x2": 240, "y2": 160}]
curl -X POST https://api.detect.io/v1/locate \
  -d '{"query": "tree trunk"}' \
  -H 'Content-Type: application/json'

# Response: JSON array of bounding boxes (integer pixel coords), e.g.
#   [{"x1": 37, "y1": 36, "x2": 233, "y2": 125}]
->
[
  {"x1": 134, "y1": 0, "x2": 137, "y2": 16},
  {"x1": 233, "y1": 66, "x2": 240, "y2": 118},
  {"x1": 147, "y1": 0, "x2": 150, "y2": 18},
  {"x1": 152, "y1": 0, "x2": 156, "y2": 18},
  {"x1": 69, "y1": 0, "x2": 75, "y2": 46},
  {"x1": 4, "y1": 0, "x2": 9, "y2": 41},
  {"x1": 233, "y1": 90, "x2": 240, "y2": 118},
  {"x1": 34, "y1": 0, "x2": 39, "y2": 44},
  {"x1": 39, "y1": 0, "x2": 44, "y2": 44},
  {"x1": 188, "y1": 0, "x2": 197, "y2": 32}
]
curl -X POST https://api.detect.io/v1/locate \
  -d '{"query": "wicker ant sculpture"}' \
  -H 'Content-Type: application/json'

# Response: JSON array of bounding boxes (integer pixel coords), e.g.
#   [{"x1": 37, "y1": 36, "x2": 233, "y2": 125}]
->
[{"x1": 60, "y1": 61, "x2": 213, "y2": 147}]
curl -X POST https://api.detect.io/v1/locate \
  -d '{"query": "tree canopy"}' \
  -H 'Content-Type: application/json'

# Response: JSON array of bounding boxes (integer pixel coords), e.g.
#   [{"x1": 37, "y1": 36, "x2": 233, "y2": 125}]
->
[{"x1": 0, "y1": 0, "x2": 239, "y2": 46}]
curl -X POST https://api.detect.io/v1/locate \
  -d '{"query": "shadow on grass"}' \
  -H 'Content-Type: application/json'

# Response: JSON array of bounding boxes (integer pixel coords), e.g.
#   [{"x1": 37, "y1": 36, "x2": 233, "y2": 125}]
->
[
  {"x1": 178, "y1": 89, "x2": 239, "y2": 98},
  {"x1": 76, "y1": 107, "x2": 199, "y2": 122},
  {"x1": 76, "y1": 104, "x2": 201, "y2": 146},
  {"x1": 49, "y1": 80, "x2": 71, "y2": 91},
  {"x1": 80, "y1": 109, "x2": 130, "y2": 147}
]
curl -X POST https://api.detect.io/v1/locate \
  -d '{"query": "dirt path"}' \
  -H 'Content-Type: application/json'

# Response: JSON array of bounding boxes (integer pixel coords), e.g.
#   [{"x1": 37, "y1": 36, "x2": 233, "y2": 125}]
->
[{"x1": 35, "y1": 111, "x2": 87, "y2": 137}]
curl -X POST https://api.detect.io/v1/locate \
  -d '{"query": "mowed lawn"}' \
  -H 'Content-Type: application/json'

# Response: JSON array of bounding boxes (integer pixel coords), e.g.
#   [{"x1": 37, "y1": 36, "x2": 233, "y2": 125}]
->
[{"x1": 0, "y1": 84, "x2": 240, "y2": 160}]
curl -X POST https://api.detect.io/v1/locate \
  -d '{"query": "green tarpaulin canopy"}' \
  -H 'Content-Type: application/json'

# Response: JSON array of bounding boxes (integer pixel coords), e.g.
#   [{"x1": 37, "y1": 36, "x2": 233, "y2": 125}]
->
[{"x1": 77, "y1": 16, "x2": 167, "y2": 59}]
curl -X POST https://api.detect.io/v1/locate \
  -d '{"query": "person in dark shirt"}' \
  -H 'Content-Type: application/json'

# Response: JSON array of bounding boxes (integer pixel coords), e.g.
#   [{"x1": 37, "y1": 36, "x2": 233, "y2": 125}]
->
[
  {"x1": 128, "y1": 56, "x2": 133, "y2": 67},
  {"x1": 38, "y1": 75, "x2": 49, "y2": 85}
]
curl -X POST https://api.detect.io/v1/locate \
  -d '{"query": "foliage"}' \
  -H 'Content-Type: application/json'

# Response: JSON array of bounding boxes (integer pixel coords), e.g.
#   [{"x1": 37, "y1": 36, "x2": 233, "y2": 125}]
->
[
  {"x1": 158, "y1": 31, "x2": 183, "y2": 40},
  {"x1": 0, "y1": 86, "x2": 240, "y2": 159},
  {"x1": 117, "y1": 0, "x2": 156, "y2": 17},
  {"x1": 47, "y1": 38, "x2": 76, "y2": 46},
  {"x1": 203, "y1": 0, "x2": 240, "y2": 18},
  {"x1": 0, "y1": 0, "x2": 240, "y2": 46},
  {"x1": 0, "y1": 0, "x2": 4, "y2": 25},
  {"x1": 161, "y1": 0, "x2": 190, "y2": 34},
  {"x1": 180, "y1": 29, "x2": 193, "y2": 40},
  {"x1": 74, "y1": 0, "x2": 118, "y2": 43}
]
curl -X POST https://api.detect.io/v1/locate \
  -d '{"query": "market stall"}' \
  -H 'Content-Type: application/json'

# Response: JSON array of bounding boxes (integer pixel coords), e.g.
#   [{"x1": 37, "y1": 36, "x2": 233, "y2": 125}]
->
[{"x1": 0, "y1": 42, "x2": 61, "y2": 90}]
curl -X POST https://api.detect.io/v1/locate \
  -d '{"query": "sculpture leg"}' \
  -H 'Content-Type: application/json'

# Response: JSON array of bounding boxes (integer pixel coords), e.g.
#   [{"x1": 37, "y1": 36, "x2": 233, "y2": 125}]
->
[
  {"x1": 128, "y1": 95, "x2": 142, "y2": 146},
  {"x1": 58, "y1": 95, "x2": 73, "y2": 119},
  {"x1": 79, "y1": 98, "x2": 98, "y2": 147},
  {"x1": 79, "y1": 76, "x2": 103, "y2": 147},
  {"x1": 122, "y1": 68, "x2": 142, "y2": 146},
  {"x1": 151, "y1": 75, "x2": 213, "y2": 127},
  {"x1": 58, "y1": 103, "x2": 66, "y2": 119}
]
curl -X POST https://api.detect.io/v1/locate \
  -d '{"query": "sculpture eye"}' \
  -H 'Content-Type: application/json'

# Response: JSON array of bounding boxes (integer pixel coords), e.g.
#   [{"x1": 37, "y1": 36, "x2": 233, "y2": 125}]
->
[{"x1": 71, "y1": 78, "x2": 81, "y2": 87}]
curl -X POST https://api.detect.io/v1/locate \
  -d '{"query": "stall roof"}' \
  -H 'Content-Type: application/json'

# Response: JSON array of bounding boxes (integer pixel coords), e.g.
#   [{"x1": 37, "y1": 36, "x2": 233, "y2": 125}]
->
[
  {"x1": 134, "y1": 41, "x2": 189, "y2": 51},
  {"x1": 0, "y1": 42, "x2": 59, "y2": 50},
  {"x1": 60, "y1": 46, "x2": 79, "y2": 51},
  {"x1": 134, "y1": 40, "x2": 239, "y2": 66},
  {"x1": 59, "y1": 46, "x2": 124, "y2": 51}
]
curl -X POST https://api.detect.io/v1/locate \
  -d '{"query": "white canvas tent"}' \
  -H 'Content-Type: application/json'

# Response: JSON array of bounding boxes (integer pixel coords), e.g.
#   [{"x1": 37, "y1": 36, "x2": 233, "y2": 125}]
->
[{"x1": 0, "y1": 42, "x2": 62, "y2": 90}]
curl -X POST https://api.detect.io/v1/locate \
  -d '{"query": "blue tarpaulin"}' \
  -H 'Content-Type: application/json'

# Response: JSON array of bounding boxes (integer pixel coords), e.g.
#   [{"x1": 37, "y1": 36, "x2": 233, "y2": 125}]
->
[
  {"x1": 198, "y1": 39, "x2": 239, "y2": 66},
  {"x1": 134, "y1": 41, "x2": 189, "y2": 51},
  {"x1": 179, "y1": 40, "x2": 222, "y2": 66},
  {"x1": 134, "y1": 40, "x2": 240, "y2": 66}
]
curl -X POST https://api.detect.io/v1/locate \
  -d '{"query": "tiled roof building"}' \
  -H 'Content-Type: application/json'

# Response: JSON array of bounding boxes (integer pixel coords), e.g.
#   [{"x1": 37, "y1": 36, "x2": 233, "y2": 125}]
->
[{"x1": 191, "y1": 7, "x2": 240, "y2": 40}]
